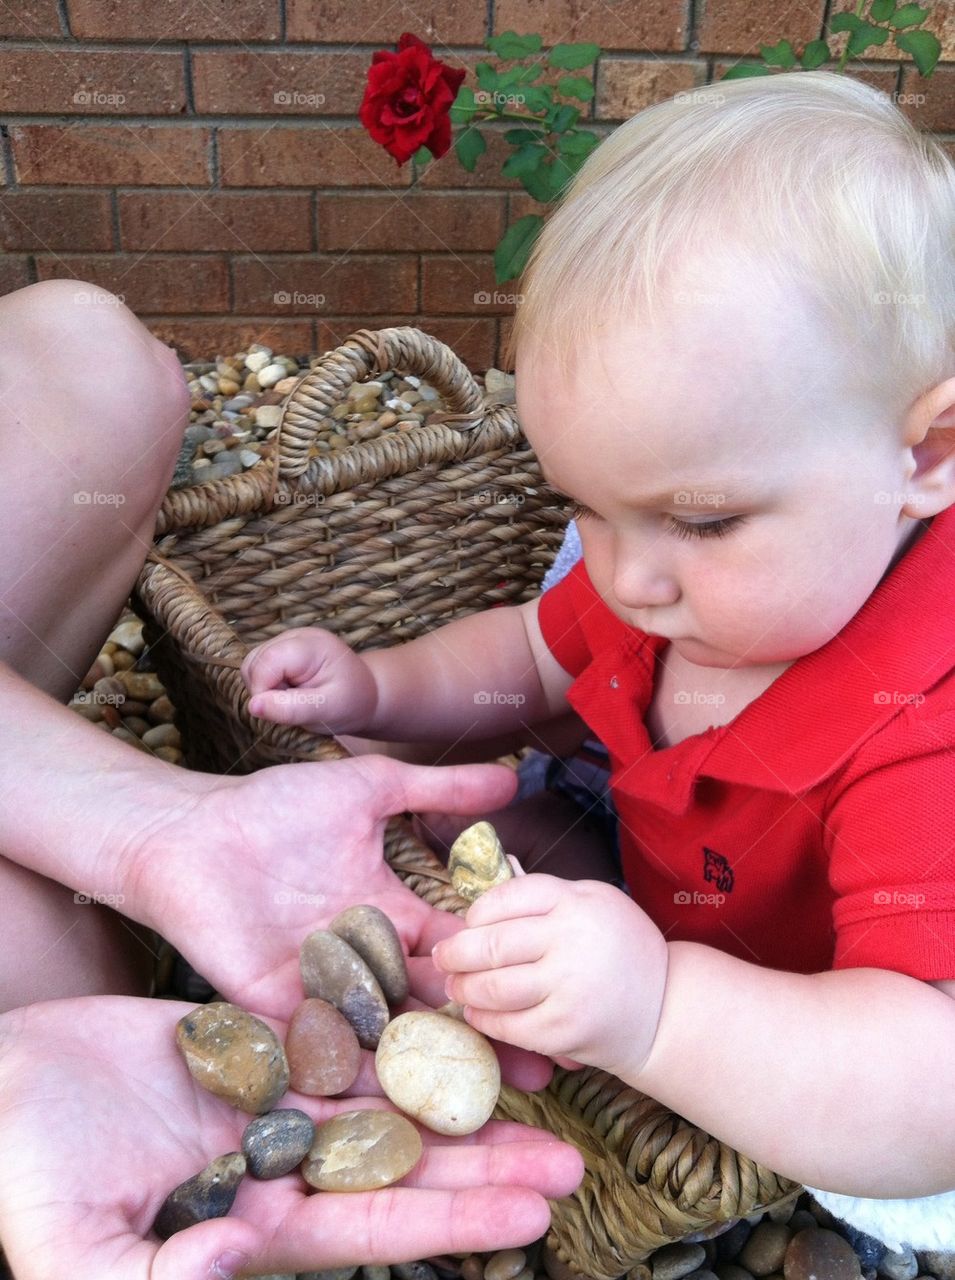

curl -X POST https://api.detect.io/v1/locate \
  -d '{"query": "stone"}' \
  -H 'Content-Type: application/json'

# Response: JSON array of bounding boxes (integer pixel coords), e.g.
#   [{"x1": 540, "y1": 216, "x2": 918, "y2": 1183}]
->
[
  {"x1": 286, "y1": 997, "x2": 362, "y2": 1095},
  {"x1": 448, "y1": 821, "x2": 514, "y2": 902},
  {"x1": 154, "y1": 745, "x2": 182, "y2": 764},
  {"x1": 783, "y1": 1228, "x2": 861, "y2": 1280},
  {"x1": 841, "y1": 1224, "x2": 887, "y2": 1271},
  {"x1": 301, "y1": 1109, "x2": 422, "y2": 1191},
  {"x1": 485, "y1": 1251, "x2": 527, "y2": 1280},
  {"x1": 919, "y1": 1254, "x2": 955, "y2": 1280},
  {"x1": 254, "y1": 404, "x2": 284, "y2": 429},
  {"x1": 786, "y1": 1213, "x2": 819, "y2": 1237},
  {"x1": 239, "y1": 449, "x2": 261, "y2": 468},
  {"x1": 541, "y1": 1247, "x2": 580, "y2": 1280},
  {"x1": 245, "y1": 350, "x2": 272, "y2": 373},
  {"x1": 117, "y1": 670, "x2": 164, "y2": 701},
  {"x1": 108, "y1": 619, "x2": 145, "y2": 654},
  {"x1": 241, "y1": 1107, "x2": 315, "y2": 1179},
  {"x1": 375, "y1": 1010, "x2": 500, "y2": 1137},
  {"x1": 714, "y1": 1268, "x2": 754, "y2": 1280},
  {"x1": 363, "y1": 1268, "x2": 392, "y2": 1280},
  {"x1": 739, "y1": 1223, "x2": 791, "y2": 1275},
  {"x1": 257, "y1": 362, "x2": 287, "y2": 388},
  {"x1": 683, "y1": 1272, "x2": 719, "y2": 1280},
  {"x1": 300, "y1": 929, "x2": 390, "y2": 1049},
  {"x1": 142, "y1": 723, "x2": 180, "y2": 749},
  {"x1": 878, "y1": 1247, "x2": 918, "y2": 1280},
  {"x1": 176, "y1": 1001, "x2": 289, "y2": 1114},
  {"x1": 329, "y1": 904, "x2": 409, "y2": 1005},
  {"x1": 148, "y1": 694, "x2": 175, "y2": 724},
  {"x1": 203, "y1": 450, "x2": 244, "y2": 481},
  {"x1": 152, "y1": 1152, "x2": 246, "y2": 1240},
  {"x1": 435, "y1": 999, "x2": 468, "y2": 1021},
  {"x1": 393, "y1": 1266, "x2": 438, "y2": 1280},
  {"x1": 651, "y1": 1243, "x2": 707, "y2": 1280},
  {"x1": 123, "y1": 715, "x2": 150, "y2": 737},
  {"x1": 300, "y1": 1270, "x2": 358, "y2": 1280},
  {"x1": 461, "y1": 1258, "x2": 486, "y2": 1280}
]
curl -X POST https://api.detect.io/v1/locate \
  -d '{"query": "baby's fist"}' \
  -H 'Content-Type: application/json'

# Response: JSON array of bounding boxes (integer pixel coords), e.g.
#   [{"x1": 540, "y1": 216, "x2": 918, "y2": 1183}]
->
[{"x1": 242, "y1": 626, "x2": 377, "y2": 733}]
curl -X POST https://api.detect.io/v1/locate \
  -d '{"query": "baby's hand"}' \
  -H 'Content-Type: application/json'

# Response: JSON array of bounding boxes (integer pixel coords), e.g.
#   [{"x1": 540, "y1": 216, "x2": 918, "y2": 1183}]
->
[
  {"x1": 241, "y1": 626, "x2": 378, "y2": 734},
  {"x1": 432, "y1": 874, "x2": 670, "y2": 1081}
]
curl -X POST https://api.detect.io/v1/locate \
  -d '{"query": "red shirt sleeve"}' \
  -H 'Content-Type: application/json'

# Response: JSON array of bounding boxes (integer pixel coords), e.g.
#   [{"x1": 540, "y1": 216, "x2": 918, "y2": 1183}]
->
[
  {"x1": 824, "y1": 706, "x2": 955, "y2": 980},
  {"x1": 536, "y1": 559, "x2": 592, "y2": 677}
]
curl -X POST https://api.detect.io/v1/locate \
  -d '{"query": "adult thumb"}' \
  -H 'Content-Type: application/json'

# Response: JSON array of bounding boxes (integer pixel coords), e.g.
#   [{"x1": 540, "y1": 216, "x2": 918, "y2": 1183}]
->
[
  {"x1": 377, "y1": 758, "x2": 519, "y2": 819},
  {"x1": 148, "y1": 1218, "x2": 264, "y2": 1280}
]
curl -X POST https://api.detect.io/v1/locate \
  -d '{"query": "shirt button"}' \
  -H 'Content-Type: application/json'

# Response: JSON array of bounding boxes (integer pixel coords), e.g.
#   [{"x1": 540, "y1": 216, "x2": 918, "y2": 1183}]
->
[{"x1": 610, "y1": 675, "x2": 619, "y2": 688}]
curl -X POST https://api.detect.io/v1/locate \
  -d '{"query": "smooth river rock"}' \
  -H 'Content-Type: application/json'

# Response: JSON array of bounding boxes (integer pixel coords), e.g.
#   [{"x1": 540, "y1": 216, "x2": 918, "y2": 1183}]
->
[
  {"x1": 301, "y1": 1109, "x2": 423, "y2": 1191},
  {"x1": 375, "y1": 1010, "x2": 500, "y2": 1136},
  {"x1": 784, "y1": 1228, "x2": 861, "y2": 1280},
  {"x1": 739, "y1": 1222, "x2": 792, "y2": 1275},
  {"x1": 175, "y1": 1002, "x2": 289, "y2": 1114},
  {"x1": 242, "y1": 1108, "x2": 316, "y2": 1179},
  {"x1": 152, "y1": 1152, "x2": 246, "y2": 1239},
  {"x1": 286, "y1": 997, "x2": 362, "y2": 1096},
  {"x1": 329, "y1": 904, "x2": 409, "y2": 1004},
  {"x1": 300, "y1": 929, "x2": 390, "y2": 1049},
  {"x1": 448, "y1": 821, "x2": 513, "y2": 902}
]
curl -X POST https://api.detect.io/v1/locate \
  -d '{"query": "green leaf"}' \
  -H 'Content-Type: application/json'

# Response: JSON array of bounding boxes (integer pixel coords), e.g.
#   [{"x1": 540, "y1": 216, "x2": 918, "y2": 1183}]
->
[
  {"x1": 504, "y1": 127, "x2": 545, "y2": 145},
  {"x1": 556, "y1": 129, "x2": 601, "y2": 160},
  {"x1": 830, "y1": 11, "x2": 863, "y2": 32},
  {"x1": 760, "y1": 39, "x2": 797, "y2": 67},
  {"x1": 494, "y1": 214, "x2": 543, "y2": 284},
  {"x1": 870, "y1": 0, "x2": 896, "y2": 20},
  {"x1": 888, "y1": 3, "x2": 931, "y2": 27},
  {"x1": 449, "y1": 86, "x2": 478, "y2": 124},
  {"x1": 548, "y1": 41, "x2": 601, "y2": 69},
  {"x1": 548, "y1": 102, "x2": 580, "y2": 132},
  {"x1": 513, "y1": 84, "x2": 555, "y2": 113},
  {"x1": 486, "y1": 31, "x2": 542, "y2": 59},
  {"x1": 800, "y1": 38, "x2": 831, "y2": 68},
  {"x1": 521, "y1": 155, "x2": 575, "y2": 202},
  {"x1": 475, "y1": 62, "x2": 501, "y2": 94},
  {"x1": 847, "y1": 19, "x2": 890, "y2": 55},
  {"x1": 502, "y1": 142, "x2": 550, "y2": 179},
  {"x1": 454, "y1": 129, "x2": 487, "y2": 173},
  {"x1": 721, "y1": 63, "x2": 774, "y2": 79},
  {"x1": 557, "y1": 74, "x2": 595, "y2": 101},
  {"x1": 895, "y1": 26, "x2": 941, "y2": 74},
  {"x1": 412, "y1": 145, "x2": 433, "y2": 165}
]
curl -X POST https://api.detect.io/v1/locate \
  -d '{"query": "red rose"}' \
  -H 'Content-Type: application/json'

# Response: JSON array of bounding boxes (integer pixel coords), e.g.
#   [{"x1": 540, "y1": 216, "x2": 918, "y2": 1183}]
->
[{"x1": 359, "y1": 32, "x2": 467, "y2": 166}]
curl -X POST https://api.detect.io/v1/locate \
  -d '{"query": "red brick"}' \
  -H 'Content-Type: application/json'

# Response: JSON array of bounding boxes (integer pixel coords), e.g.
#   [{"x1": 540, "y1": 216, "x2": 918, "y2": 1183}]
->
[
  {"x1": 0, "y1": 49, "x2": 186, "y2": 114},
  {"x1": 596, "y1": 58, "x2": 701, "y2": 120},
  {"x1": 233, "y1": 255, "x2": 417, "y2": 314},
  {"x1": 318, "y1": 316, "x2": 497, "y2": 373},
  {"x1": 0, "y1": 0, "x2": 61, "y2": 37},
  {"x1": 218, "y1": 126, "x2": 412, "y2": 188},
  {"x1": 119, "y1": 192, "x2": 312, "y2": 252},
  {"x1": 11, "y1": 124, "x2": 210, "y2": 186},
  {"x1": 509, "y1": 192, "x2": 550, "y2": 221},
  {"x1": 286, "y1": 0, "x2": 486, "y2": 44},
  {"x1": 899, "y1": 64, "x2": 955, "y2": 133},
  {"x1": 494, "y1": 0, "x2": 686, "y2": 52},
  {"x1": 192, "y1": 50, "x2": 367, "y2": 115},
  {"x1": 699, "y1": 0, "x2": 825, "y2": 56},
  {"x1": 69, "y1": 0, "x2": 281, "y2": 41},
  {"x1": 35, "y1": 255, "x2": 230, "y2": 313},
  {"x1": 319, "y1": 193, "x2": 505, "y2": 251},
  {"x1": 144, "y1": 318, "x2": 315, "y2": 362},
  {"x1": 0, "y1": 257, "x2": 33, "y2": 297},
  {"x1": 422, "y1": 255, "x2": 528, "y2": 313},
  {"x1": 0, "y1": 191, "x2": 113, "y2": 251}
]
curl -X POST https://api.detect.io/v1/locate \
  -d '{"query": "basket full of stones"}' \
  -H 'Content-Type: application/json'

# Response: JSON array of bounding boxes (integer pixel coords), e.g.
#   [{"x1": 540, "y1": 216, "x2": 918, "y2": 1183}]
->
[{"x1": 132, "y1": 326, "x2": 801, "y2": 1275}]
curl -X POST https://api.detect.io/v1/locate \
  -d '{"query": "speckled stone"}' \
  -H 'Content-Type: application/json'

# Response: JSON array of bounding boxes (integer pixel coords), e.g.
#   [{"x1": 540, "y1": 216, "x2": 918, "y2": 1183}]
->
[
  {"x1": 286, "y1": 997, "x2": 362, "y2": 1096},
  {"x1": 739, "y1": 1223, "x2": 791, "y2": 1275},
  {"x1": 300, "y1": 929, "x2": 389, "y2": 1049},
  {"x1": 448, "y1": 821, "x2": 513, "y2": 902},
  {"x1": 241, "y1": 1108, "x2": 315, "y2": 1179},
  {"x1": 301, "y1": 1109, "x2": 423, "y2": 1191},
  {"x1": 783, "y1": 1228, "x2": 861, "y2": 1280},
  {"x1": 878, "y1": 1247, "x2": 918, "y2": 1280},
  {"x1": 651, "y1": 1242, "x2": 707, "y2": 1279},
  {"x1": 152, "y1": 1152, "x2": 246, "y2": 1240},
  {"x1": 175, "y1": 1002, "x2": 288, "y2": 1114},
  {"x1": 393, "y1": 1265, "x2": 439, "y2": 1280},
  {"x1": 330, "y1": 904, "x2": 409, "y2": 1004},
  {"x1": 375, "y1": 1010, "x2": 500, "y2": 1137},
  {"x1": 484, "y1": 1252, "x2": 527, "y2": 1280}
]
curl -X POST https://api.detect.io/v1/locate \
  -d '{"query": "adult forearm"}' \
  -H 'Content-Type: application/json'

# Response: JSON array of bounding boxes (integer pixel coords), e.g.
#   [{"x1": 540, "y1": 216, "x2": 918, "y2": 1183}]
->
[
  {"x1": 361, "y1": 606, "x2": 551, "y2": 743},
  {"x1": 0, "y1": 660, "x2": 204, "y2": 915},
  {"x1": 631, "y1": 941, "x2": 955, "y2": 1196}
]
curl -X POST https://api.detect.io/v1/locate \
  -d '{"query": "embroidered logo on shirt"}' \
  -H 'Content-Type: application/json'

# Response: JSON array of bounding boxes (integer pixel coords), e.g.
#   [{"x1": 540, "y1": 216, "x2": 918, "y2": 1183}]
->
[{"x1": 703, "y1": 847, "x2": 734, "y2": 893}]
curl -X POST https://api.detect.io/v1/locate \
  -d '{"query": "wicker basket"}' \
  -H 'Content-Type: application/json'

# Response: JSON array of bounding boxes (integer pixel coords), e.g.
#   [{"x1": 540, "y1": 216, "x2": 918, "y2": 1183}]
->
[{"x1": 132, "y1": 326, "x2": 799, "y2": 1276}]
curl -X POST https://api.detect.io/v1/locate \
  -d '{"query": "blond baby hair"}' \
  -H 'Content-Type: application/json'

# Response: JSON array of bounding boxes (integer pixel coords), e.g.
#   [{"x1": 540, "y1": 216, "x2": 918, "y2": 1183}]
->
[{"x1": 504, "y1": 70, "x2": 955, "y2": 423}]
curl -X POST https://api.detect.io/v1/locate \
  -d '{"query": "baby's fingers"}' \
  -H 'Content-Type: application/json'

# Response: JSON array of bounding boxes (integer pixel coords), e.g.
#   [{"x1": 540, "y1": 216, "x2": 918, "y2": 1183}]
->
[
  {"x1": 248, "y1": 686, "x2": 328, "y2": 725},
  {"x1": 446, "y1": 962, "x2": 546, "y2": 1013},
  {"x1": 433, "y1": 918, "x2": 546, "y2": 975},
  {"x1": 242, "y1": 630, "x2": 323, "y2": 696}
]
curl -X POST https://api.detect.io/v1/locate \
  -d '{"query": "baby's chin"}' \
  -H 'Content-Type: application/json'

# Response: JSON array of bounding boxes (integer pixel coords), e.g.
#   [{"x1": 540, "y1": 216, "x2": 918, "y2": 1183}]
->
[{"x1": 668, "y1": 635, "x2": 796, "y2": 669}]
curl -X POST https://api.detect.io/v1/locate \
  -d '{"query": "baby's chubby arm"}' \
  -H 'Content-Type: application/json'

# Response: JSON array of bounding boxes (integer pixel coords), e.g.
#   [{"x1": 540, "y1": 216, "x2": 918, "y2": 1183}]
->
[{"x1": 242, "y1": 598, "x2": 574, "y2": 742}]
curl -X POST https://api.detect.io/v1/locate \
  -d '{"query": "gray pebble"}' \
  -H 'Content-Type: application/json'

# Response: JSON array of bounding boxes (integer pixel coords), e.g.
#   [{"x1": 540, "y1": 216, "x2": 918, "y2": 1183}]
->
[
  {"x1": 299, "y1": 1269, "x2": 359, "y2": 1280},
  {"x1": 184, "y1": 424, "x2": 214, "y2": 446},
  {"x1": 152, "y1": 1152, "x2": 246, "y2": 1240},
  {"x1": 918, "y1": 1254, "x2": 955, "y2": 1280},
  {"x1": 362, "y1": 1269, "x2": 392, "y2": 1280},
  {"x1": 330, "y1": 904, "x2": 409, "y2": 1005},
  {"x1": 712, "y1": 1267, "x2": 753, "y2": 1280},
  {"x1": 788, "y1": 1210, "x2": 820, "y2": 1235},
  {"x1": 242, "y1": 1108, "x2": 316, "y2": 1179},
  {"x1": 203, "y1": 450, "x2": 244, "y2": 481},
  {"x1": 878, "y1": 1246, "x2": 918, "y2": 1280},
  {"x1": 716, "y1": 1220, "x2": 754, "y2": 1265},
  {"x1": 393, "y1": 1266, "x2": 438, "y2": 1280},
  {"x1": 683, "y1": 1272, "x2": 720, "y2": 1280},
  {"x1": 652, "y1": 1243, "x2": 707, "y2": 1280}
]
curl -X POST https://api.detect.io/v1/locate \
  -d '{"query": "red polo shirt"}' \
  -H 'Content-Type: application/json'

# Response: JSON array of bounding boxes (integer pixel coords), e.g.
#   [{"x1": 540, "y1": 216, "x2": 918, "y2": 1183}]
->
[{"x1": 536, "y1": 505, "x2": 955, "y2": 979}]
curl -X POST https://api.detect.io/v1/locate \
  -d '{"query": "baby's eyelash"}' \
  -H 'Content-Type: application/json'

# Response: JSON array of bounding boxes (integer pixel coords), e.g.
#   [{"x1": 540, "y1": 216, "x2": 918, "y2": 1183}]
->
[{"x1": 567, "y1": 499, "x2": 745, "y2": 540}]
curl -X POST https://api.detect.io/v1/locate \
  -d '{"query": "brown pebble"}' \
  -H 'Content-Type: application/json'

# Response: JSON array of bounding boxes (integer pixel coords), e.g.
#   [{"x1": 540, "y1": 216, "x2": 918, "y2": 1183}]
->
[
  {"x1": 122, "y1": 715, "x2": 151, "y2": 737},
  {"x1": 112, "y1": 650, "x2": 136, "y2": 670},
  {"x1": 301, "y1": 1109, "x2": 422, "y2": 1191},
  {"x1": 739, "y1": 1223, "x2": 791, "y2": 1275},
  {"x1": 70, "y1": 700, "x2": 105, "y2": 722},
  {"x1": 300, "y1": 929, "x2": 389, "y2": 1049},
  {"x1": 651, "y1": 1242, "x2": 707, "y2": 1279},
  {"x1": 542, "y1": 1247, "x2": 584, "y2": 1280},
  {"x1": 714, "y1": 1267, "x2": 754, "y2": 1280},
  {"x1": 176, "y1": 1001, "x2": 289, "y2": 1114},
  {"x1": 783, "y1": 1228, "x2": 860, "y2": 1280},
  {"x1": 286, "y1": 997, "x2": 362, "y2": 1095},
  {"x1": 121, "y1": 699, "x2": 150, "y2": 716},
  {"x1": 147, "y1": 694, "x2": 175, "y2": 724},
  {"x1": 153, "y1": 745, "x2": 183, "y2": 764},
  {"x1": 329, "y1": 904, "x2": 409, "y2": 1005},
  {"x1": 118, "y1": 670, "x2": 165, "y2": 701},
  {"x1": 461, "y1": 1257, "x2": 485, "y2": 1280},
  {"x1": 142, "y1": 723, "x2": 181, "y2": 749},
  {"x1": 93, "y1": 675, "x2": 126, "y2": 705},
  {"x1": 152, "y1": 1152, "x2": 246, "y2": 1240},
  {"x1": 484, "y1": 1252, "x2": 527, "y2": 1280}
]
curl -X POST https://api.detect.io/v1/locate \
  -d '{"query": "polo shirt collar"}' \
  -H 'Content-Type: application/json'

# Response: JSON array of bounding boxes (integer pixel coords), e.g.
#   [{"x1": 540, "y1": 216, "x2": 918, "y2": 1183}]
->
[{"x1": 573, "y1": 506, "x2": 955, "y2": 816}]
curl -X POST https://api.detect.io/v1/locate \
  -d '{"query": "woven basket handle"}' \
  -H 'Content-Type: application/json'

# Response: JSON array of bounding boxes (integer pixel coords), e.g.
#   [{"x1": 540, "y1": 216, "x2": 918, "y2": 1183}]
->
[{"x1": 276, "y1": 326, "x2": 487, "y2": 478}]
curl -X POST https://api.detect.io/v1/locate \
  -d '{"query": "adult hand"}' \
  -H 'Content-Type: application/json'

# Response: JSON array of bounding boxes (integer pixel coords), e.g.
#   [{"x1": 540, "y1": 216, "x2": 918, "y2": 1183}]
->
[{"x1": 0, "y1": 995, "x2": 585, "y2": 1280}]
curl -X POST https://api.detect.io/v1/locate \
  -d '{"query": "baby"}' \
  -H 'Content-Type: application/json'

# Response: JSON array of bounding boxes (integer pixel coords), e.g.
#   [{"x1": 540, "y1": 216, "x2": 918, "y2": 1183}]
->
[{"x1": 242, "y1": 71, "x2": 955, "y2": 1246}]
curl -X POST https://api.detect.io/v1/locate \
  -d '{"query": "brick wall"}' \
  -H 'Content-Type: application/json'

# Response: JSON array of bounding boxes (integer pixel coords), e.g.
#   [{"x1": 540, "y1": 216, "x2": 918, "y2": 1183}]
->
[{"x1": 2, "y1": 0, "x2": 954, "y2": 372}]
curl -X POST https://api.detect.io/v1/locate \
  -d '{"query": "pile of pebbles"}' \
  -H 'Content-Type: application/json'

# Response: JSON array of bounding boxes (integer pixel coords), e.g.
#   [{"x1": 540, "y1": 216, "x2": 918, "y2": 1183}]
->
[
  {"x1": 172, "y1": 343, "x2": 467, "y2": 491},
  {"x1": 157, "y1": 901, "x2": 502, "y2": 1237}
]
